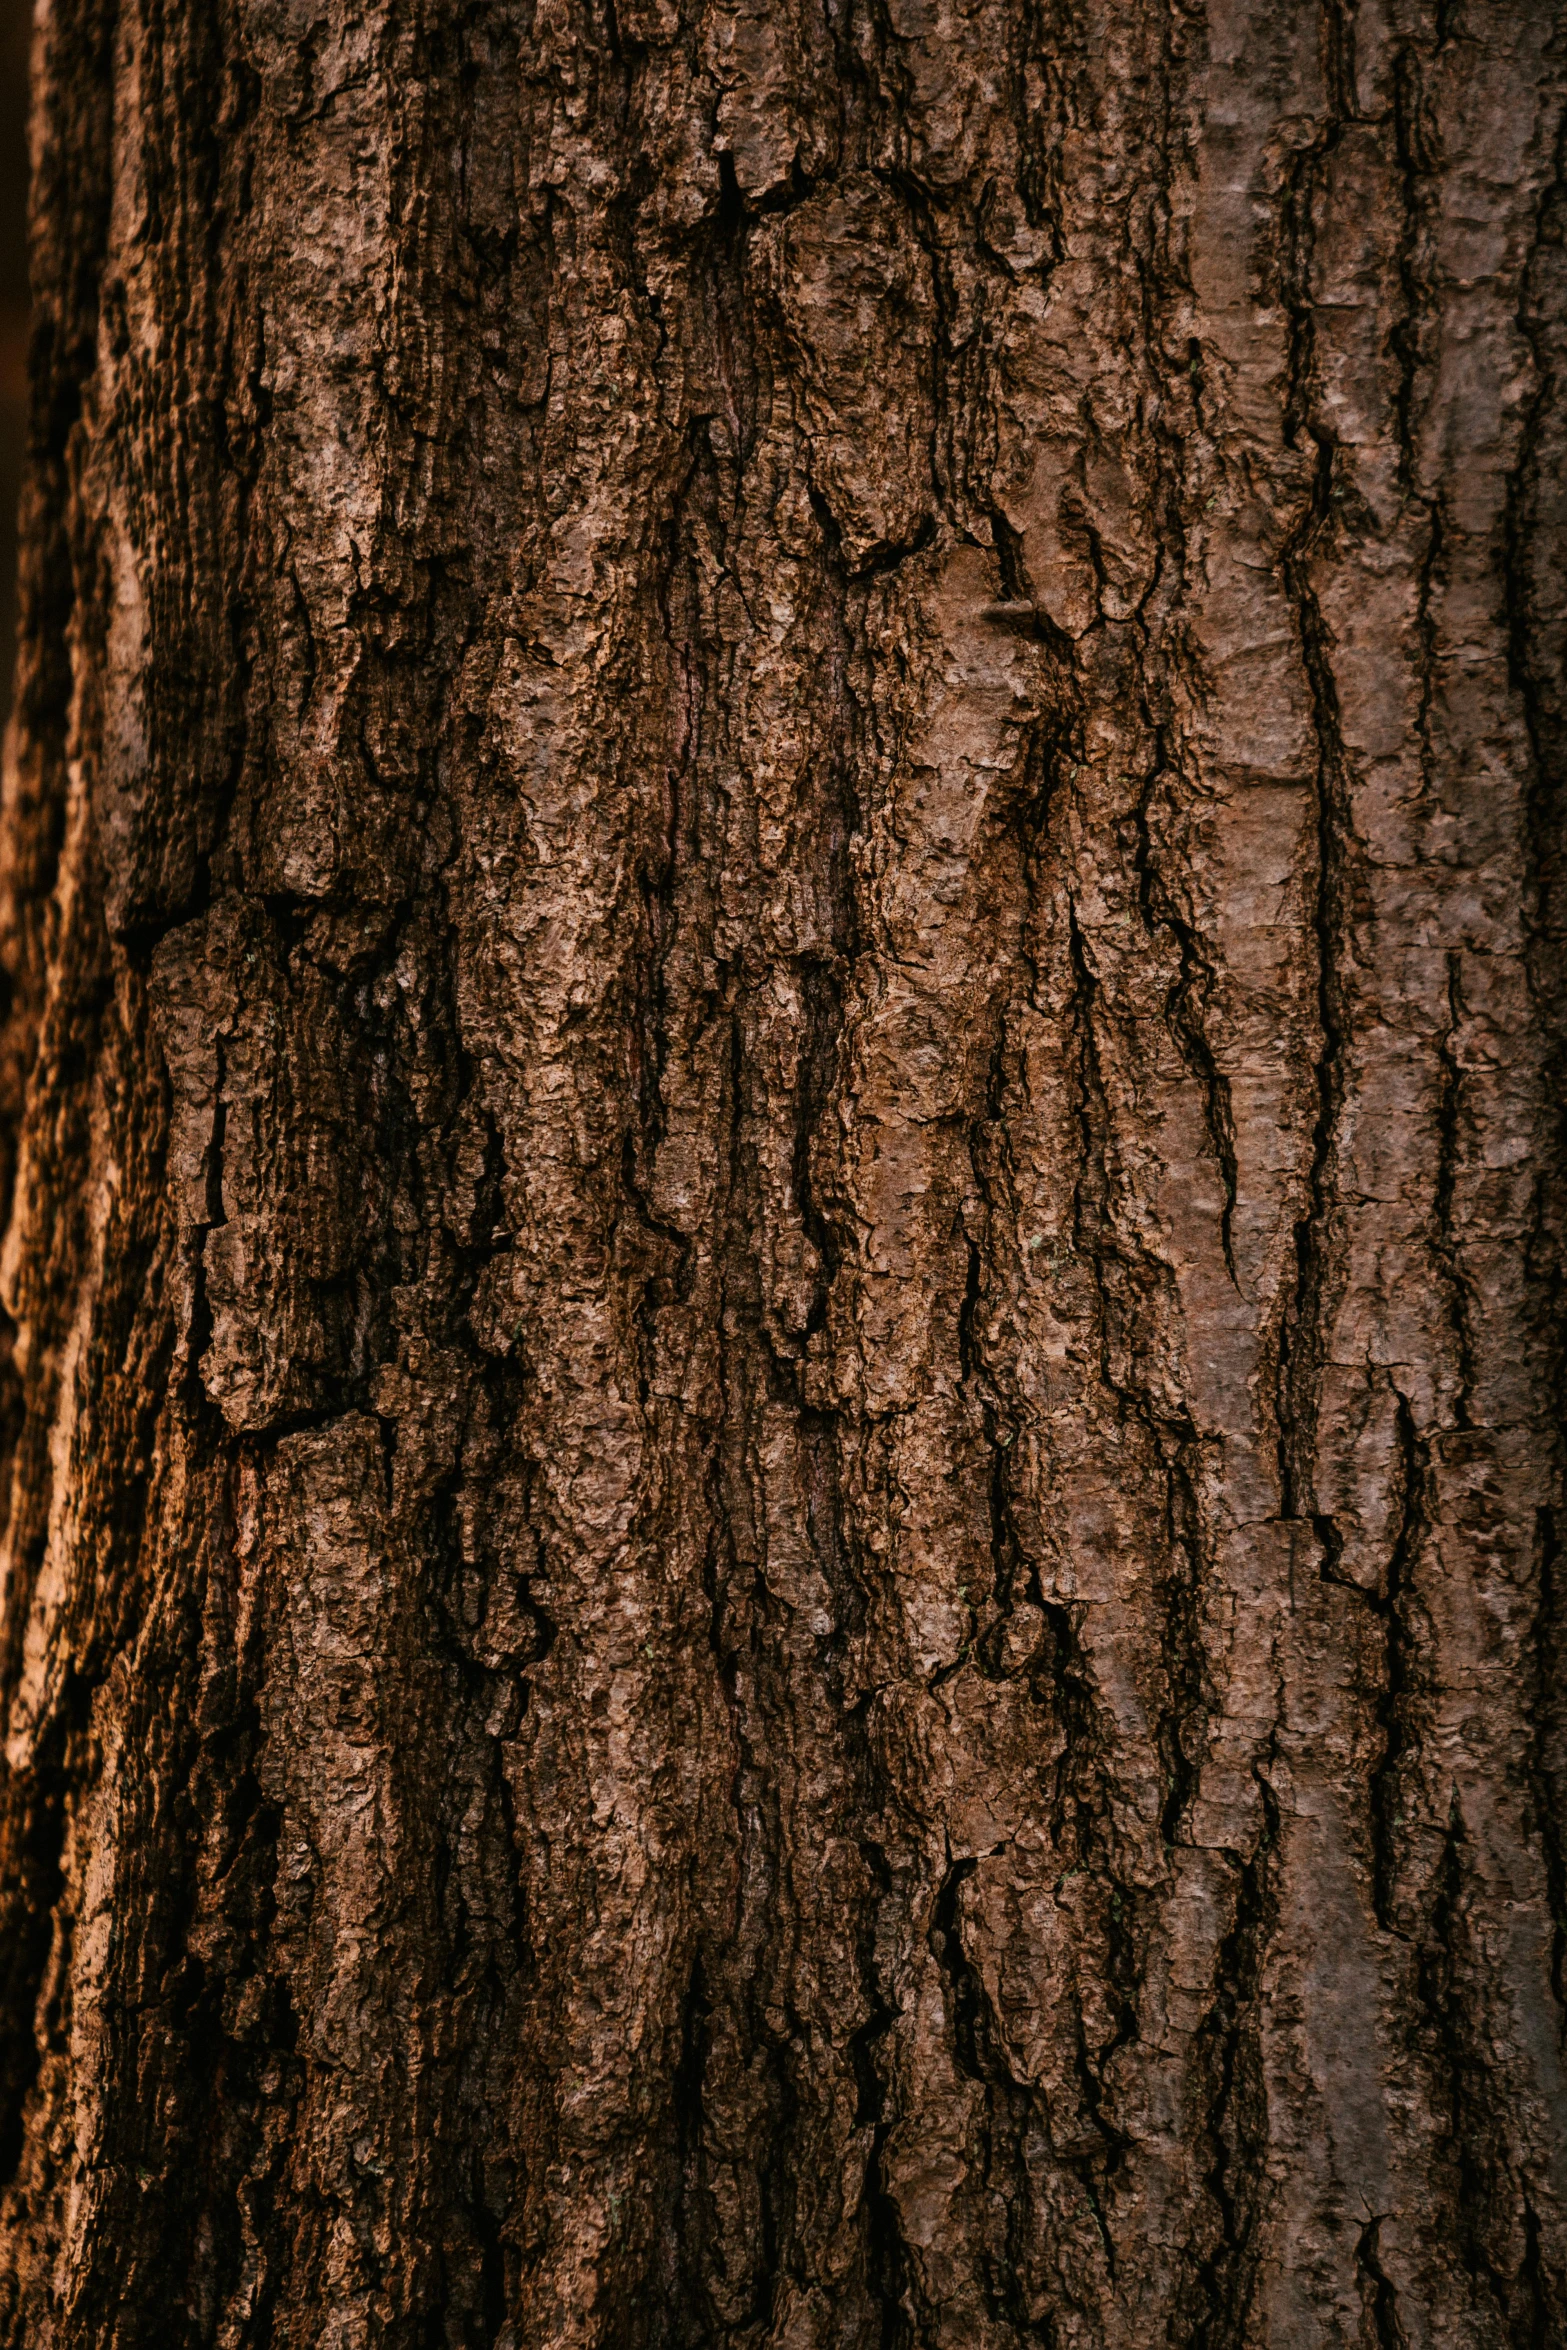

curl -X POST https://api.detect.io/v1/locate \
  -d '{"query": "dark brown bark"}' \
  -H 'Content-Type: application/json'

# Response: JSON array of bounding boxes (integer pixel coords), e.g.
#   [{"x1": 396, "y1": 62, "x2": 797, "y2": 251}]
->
[{"x1": 0, "y1": 1, "x2": 1564, "y2": 2342}]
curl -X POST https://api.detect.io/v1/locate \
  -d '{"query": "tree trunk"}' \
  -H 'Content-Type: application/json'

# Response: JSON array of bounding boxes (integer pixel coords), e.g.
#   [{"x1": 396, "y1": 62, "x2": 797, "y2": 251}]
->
[{"x1": 0, "y1": 1, "x2": 1564, "y2": 2342}]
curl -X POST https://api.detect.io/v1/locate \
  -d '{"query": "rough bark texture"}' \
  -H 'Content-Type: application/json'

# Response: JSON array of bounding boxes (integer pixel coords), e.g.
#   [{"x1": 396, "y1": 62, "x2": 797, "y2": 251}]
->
[{"x1": 0, "y1": 1, "x2": 1564, "y2": 2343}]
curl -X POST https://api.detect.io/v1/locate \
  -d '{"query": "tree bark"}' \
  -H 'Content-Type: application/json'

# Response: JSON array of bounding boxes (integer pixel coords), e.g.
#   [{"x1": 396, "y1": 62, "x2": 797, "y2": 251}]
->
[{"x1": 0, "y1": 1, "x2": 1564, "y2": 2342}]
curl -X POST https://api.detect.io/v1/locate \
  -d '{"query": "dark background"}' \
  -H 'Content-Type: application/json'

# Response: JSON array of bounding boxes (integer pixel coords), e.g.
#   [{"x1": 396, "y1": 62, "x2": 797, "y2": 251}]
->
[{"x1": 0, "y1": 2, "x2": 30, "y2": 741}]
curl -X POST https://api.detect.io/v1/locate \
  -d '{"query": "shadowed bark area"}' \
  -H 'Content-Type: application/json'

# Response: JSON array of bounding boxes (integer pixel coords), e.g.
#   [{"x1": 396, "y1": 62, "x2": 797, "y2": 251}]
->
[{"x1": 0, "y1": 1, "x2": 1564, "y2": 2343}]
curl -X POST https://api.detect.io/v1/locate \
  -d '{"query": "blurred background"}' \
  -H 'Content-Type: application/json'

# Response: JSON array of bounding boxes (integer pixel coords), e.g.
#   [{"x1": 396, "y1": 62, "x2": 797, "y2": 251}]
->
[{"x1": 0, "y1": 2, "x2": 28, "y2": 742}]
